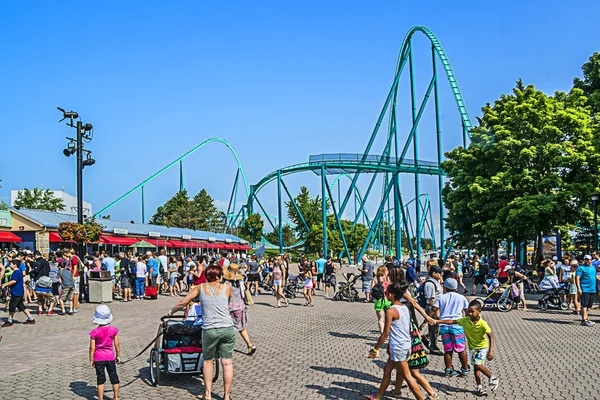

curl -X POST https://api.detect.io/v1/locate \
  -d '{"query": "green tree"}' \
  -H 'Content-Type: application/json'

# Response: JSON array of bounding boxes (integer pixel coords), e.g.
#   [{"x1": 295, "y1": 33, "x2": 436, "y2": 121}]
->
[
  {"x1": 306, "y1": 222, "x2": 341, "y2": 255},
  {"x1": 13, "y1": 187, "x2": 65, "y2": 212},
  {"x1": 285, "y1": 186, "x2": 329, "y2": 241},
  {"x1": 149, "y1": 190, "x2": 192, "y2": 226},
  {"x1": 240, "y1": 213, "x2": 264, "y2": 244},
  {"x1": 192, "y1": 189, "x2": 223, "y2": 231},
  {"x1": 0, "y1": 200, "x2": 8, "y2": 210},
  {"x1": 443, "y1": 81, "x2": 600, "y2": 263},
  {"x1": 574, "y1": 52, "x2": 600, "y2": 115},
  {"x1": 264, "y1": 224, "x2": 297, "y2": 247}
]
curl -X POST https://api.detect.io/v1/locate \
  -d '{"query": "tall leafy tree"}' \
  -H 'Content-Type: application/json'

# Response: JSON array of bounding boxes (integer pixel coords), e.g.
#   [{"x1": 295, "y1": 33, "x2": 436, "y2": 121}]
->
[
  {"x1": 574, "y1": 52, "x2": 600, "y2": 115},
  {"x1": 149, "y1": 190, "x2": 191, "y2": 226},
  {"x1": 13, "y1": 187, "x2": 65, "y2": 212},
  {"x1": 443, "y1": 81, "x2": 600, "y2": 262},
  {"x1": 240, "y1": 213, "x2": 264, "y2": 244},
  {"x1": 192, "y1": 189, "x2": 223, "y2": 231},
  {"x1": 285, "y1": 186, "x2": 329, "y2": 241},
  {"x1": 0, "y1": 200, "x2": 8, "y2": 210},
  {"x1": 264, "y1": 224, "x2": 297, "y2": 247}
]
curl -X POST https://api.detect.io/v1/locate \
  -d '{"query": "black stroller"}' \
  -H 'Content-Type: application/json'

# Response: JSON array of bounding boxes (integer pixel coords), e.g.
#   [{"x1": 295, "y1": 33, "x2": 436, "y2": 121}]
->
[
  {"x1": 537, "y1": 283, "x2": 569, "y2": 311},
  {"x1": 148, "y1": 315, "x2": 219, "y2": 386},
  {"x1": 332, "y1": 273, "x2": 360, "y2": 302},
  {"x1": 282, "y1": 274, "x2": 300, "y2": 298}
]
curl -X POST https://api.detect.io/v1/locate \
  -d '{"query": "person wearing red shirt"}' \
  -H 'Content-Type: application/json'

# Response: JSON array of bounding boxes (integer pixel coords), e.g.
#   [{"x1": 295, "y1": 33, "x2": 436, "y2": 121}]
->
[{"x1": 497, "y1": 256, "x2": 510, "y2": 285}]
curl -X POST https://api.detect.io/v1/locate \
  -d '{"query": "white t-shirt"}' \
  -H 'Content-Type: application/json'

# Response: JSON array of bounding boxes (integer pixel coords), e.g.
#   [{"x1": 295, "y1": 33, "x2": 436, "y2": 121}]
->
[
  {"x1": 434, "y1": 292, "x2": 469, "y2": 320},
  {"x1": 158, "y1": 255, "x2": 168, "y2": 272},
  {"x1": 136, "y1": 262, "x2": 147, "y2": 278}
]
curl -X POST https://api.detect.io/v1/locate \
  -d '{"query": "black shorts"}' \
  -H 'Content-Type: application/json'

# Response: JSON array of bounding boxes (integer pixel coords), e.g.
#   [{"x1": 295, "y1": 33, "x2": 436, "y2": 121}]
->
[
  {"x1": 316, "y1": 273, "x2": 324, "y2": 283},
  {"x1": 94, "y1": 360, "x2": 120, "y2": 385},
  {"x1": 498, "y1": 277, "x2": 509, "y2": 285},
  {"x1": 247, "y1": 273, "x2": 260, "y2": 282},
  {"x1": 52, "y1": 282, "x2": 60, "y2": 296},
  {"x1": 580, "y1": 292, "x2": 595, "y2": 309},
  {"x1": 474, "y1": 275, "x2": 486, "y2": 285},
  {"x1": 325, "y1": 274, "x2": 336, "y2": 288},
  {"x1": 8, "y1": 295, "x2": 26, "y2": 313}
]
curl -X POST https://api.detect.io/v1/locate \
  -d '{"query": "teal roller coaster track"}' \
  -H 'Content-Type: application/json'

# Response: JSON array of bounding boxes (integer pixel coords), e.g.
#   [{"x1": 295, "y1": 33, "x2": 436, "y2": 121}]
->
[{"x1": 96, "y1": 26, "x2": 472, "y2": 261}]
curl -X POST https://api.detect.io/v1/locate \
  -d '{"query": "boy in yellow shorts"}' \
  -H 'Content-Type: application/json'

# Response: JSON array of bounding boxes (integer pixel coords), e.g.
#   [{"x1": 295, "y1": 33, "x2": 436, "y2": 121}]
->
[{"x1": 437, "y1": 300, "x2": 499, "y2": 397}]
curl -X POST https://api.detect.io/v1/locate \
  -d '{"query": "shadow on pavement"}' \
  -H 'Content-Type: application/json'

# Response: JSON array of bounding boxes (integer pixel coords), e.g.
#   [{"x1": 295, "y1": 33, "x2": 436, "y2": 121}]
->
[
  {"x1": 70, "y1": 381, "x2": 105, "y2": 398},
  {"x1": 521, "y1": 318, "x2": 576, "y2": 325},
  {"x1": 305, "y1": 383, "x2": 367, "y2": 400},
  {"x1": 310, "y1": 366, "x2": 380, "y2": 383},
  {"x1": 328, "y1": 331, "x2": 373, "y2": 340},
  {"x1": 136, "y1": 365, "x2": 205, "y2": 398}
]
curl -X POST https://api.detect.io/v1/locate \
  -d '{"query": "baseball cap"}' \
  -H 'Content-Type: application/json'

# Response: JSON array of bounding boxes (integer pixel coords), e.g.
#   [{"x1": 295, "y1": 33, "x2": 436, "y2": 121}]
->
[
  {"x1": 552, "y1": 256, "x2": 558, "y2": 261},
  {"x1": 443, "y1": 278, "x2": 458, "y2": 291},
  {"x1": 584, "y1": 255, "x2": 592, "y2": 260}
]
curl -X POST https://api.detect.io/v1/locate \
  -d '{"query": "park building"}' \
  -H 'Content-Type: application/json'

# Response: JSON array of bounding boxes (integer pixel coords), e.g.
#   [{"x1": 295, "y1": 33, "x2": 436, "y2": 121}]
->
[{"x1": 0, "y1": 208, "x2": 250, "y2": 255}]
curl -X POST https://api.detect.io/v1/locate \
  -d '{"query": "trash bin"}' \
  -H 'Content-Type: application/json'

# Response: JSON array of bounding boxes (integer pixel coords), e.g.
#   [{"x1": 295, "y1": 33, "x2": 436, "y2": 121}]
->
[{"x1": 89, "y1": 270, "x2": 113, "y2": 303}]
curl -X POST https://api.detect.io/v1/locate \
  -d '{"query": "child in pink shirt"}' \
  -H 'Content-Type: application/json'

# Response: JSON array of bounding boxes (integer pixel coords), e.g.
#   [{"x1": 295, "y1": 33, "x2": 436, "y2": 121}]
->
[{"x1": 89, "y1": 305, "x2": 121, "y2": 400}]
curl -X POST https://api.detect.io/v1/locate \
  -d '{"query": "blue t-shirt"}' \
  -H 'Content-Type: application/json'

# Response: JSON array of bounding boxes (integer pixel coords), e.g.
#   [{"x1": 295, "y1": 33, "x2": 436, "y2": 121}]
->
[
  {"x1": 9, "y1": 268, "x2": 25, "y2": 296},
  {"x1": 102, "y1": 257, "x2": 116, "y2": 276},
  {"x1": 576, "y1": 265, "x2": 597, "y2": 293},
  {"x1": 19, "y1": 262, "x2": 27, "y2": 274},
  {"x1": 315, "y1": 258, "x2": 327, "y2": 274},
  {"x1": 148, "y1": 258, "x2": 159, "y2": 277}
]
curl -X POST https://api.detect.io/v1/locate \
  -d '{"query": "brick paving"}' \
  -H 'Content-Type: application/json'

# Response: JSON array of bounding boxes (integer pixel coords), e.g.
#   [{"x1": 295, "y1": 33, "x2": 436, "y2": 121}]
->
[{"x1": 0, "y1": 271, "x2": 599, "y2": 399}]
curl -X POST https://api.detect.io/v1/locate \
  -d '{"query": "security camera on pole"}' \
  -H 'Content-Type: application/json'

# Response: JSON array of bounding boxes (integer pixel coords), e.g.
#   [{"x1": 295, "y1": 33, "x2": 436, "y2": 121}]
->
[{"x1": 58, "y1": 107, "x2": 95, "y2": 259}]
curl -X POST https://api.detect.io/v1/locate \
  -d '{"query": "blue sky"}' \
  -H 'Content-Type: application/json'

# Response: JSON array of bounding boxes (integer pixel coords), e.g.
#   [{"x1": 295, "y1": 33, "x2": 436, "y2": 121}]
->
[{"x1": 1, "y1": 1, "x2": 598, "y2": 240}]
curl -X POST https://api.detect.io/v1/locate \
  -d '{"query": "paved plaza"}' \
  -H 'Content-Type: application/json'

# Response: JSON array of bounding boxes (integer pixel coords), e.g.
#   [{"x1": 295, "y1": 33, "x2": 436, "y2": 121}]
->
[{"x1": 0, "y1": 273, "x2": 598, "y2": 400}]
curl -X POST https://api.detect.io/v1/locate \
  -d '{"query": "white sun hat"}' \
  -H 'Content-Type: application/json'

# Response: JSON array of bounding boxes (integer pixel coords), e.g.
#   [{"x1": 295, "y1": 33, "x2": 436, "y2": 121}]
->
[{"x1": 92, "y1": 305, "x2": 113, "y2": 325}]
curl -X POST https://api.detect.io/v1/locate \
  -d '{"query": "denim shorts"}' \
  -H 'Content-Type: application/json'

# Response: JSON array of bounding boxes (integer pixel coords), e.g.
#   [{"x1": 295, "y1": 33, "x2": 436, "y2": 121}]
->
[{"x1": 390, "y1": 346, "x2": 411, "y2": 362}]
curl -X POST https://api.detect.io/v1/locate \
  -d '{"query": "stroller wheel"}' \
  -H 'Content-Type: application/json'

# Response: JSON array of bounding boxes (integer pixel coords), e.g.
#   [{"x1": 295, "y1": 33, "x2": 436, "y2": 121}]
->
[
  {"x1": 559, "y1": 302, "x2": 569, "y2": 311},
  {"x1": 473, "y1": 297, "x2": 485, "y2": 309},
  {"x1": 497, "y1": 297, "x2": 513, "y2": 312},
  {"x1": 149, "y1": 348, "x2": 161, "y2": 386},
  {"x1": 538, "y1": 300, "x2": 548, "y2": 310}
]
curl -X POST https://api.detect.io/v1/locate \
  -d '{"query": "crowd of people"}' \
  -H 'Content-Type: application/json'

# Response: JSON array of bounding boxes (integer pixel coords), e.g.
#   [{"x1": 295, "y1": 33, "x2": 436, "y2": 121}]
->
[{"x1": 2, "y1": 246, "x2": 599, "y2": 399}]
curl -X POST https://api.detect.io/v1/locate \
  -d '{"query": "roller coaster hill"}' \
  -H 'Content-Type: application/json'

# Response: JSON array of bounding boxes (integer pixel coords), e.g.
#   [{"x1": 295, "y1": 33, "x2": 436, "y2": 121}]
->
[{"x1": 94, "y1": 26, "x2": 473, "y2": 264}]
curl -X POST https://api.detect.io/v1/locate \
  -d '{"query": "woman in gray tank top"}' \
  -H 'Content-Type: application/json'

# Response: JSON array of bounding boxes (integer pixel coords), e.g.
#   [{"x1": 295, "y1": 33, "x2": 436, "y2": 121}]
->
[{"x1": 166, "y1": 265, "x2": 236, "y2": 400}]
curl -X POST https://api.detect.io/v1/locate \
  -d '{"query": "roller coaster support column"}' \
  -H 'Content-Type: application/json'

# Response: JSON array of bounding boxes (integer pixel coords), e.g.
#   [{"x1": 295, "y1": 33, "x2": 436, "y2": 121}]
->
[
  {"x1": 277, "y1": 170, "x2": 283, "y2": 254},
  {"x1": 358, "y1": 183, "x2": 394, "y2": 261},
  {"x1": 409, "y1": 42, "x2": 422, "y2": 261},
  {"x1": 141, "y1": 185, "x2": 145, "y2": 223},
  {"x1": 179, "y1": 161, "x2": 184, "y2": 192},
  {"x1": 394, "y1": 173, "x2": 402, "y2": 258},
  {"x1": 432, "y1": 44, "x2": 445, "y2": 257},
  {"x1": 321, "y1": 164, "x2": 328, "y2": 256},
  {"x1": 337, "y1": 47, "x2": 410, "y2": 220},
  {"x1": 280, "y1": 179, "x2": 310, "y2": 233},
  {"x1": 324, "y1": 174, "x2": 350, "y2": 261}
]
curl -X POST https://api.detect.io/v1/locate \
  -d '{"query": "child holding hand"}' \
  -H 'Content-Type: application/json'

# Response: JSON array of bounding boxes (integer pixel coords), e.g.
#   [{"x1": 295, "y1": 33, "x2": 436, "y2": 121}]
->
[{"x1": 437, "y1": 300, "x2": 499, "y2": 397}]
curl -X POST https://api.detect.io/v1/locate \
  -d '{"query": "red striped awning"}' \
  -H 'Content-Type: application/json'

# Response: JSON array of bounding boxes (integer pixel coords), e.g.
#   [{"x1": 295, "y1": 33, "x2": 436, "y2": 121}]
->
[{"x1": 0, "y1": 232, "x2": 22, "y2": 242}]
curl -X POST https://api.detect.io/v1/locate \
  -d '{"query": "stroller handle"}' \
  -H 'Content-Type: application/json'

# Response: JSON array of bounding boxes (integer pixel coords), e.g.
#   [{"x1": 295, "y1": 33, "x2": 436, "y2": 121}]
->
[{"x1": 160, "y1": 314, "x2": 187, "y2": 321}]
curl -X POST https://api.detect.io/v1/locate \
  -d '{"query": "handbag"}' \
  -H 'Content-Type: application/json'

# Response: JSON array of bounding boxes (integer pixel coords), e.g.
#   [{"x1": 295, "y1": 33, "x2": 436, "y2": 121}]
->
[{"x1": 244, "y1": 289, "x2": 254, "y2": 305}]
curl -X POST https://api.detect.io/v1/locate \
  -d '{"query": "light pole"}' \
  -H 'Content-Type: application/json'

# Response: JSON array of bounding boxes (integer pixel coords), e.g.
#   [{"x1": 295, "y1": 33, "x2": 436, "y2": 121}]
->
[
  {"x1": 58, "y1": 107, "x2": 95, "y2": 259},
  {"x1": 592, "y1": 194, "x2": 599, "y2": 252}
]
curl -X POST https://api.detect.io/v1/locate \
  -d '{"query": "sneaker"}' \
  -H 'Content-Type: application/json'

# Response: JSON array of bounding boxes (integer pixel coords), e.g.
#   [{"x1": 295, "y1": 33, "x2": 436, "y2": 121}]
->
[
  {"x1": 445, "y1": 368, "x2": 461, "y2": 377},
  {"x1": 475, "y1": 385, "x2": 487, "y2": 397},
  {"x1": 47, "y1": 310, "x2": 55, "y2": 316},
  {"x1": 58, "y1": 311, "x2": 66, "y2": 316},
  {"x1": 425, "y1": 393, "x2": 440, "y2": 400},
  {"x1": 73, "y1": 308, "x2": 79, "y2": 313},
  {"x1": 67, "y1": 310, "x2": 74, "y2": 315},
  {"x1": 1, "y1": 321, "x2": 13, "y2": 327},
  {"x1": 24, "y1": 319, "x2": 36, "y2": 325},
  {"x1": 489, "y1": 377, "x2": 499, "y2": 391},
  {"x1": 582, "y1": 320, "x2": 594, "y2": 327},
  {"x1": 37, "y1": 310, "x2": 43, "y2": 315},
  {"x1": 460, "y1": 367, "x2": 471, "y2": 377}
]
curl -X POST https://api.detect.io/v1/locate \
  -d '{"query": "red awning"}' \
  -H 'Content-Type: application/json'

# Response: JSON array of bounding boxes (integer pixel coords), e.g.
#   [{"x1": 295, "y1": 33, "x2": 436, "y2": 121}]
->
[
  {"x1": 49, "y1": 232, "x2": 78, "y2": 243},
  {"x1": 0, "y1": 232, "x2": 22, "y2": 243},
  {"x1": 167, "y1": 240, "x2": 185, "y2": 248},
  {"x1": 100, "y1": 236, "x2": 139, "y2": 246}
]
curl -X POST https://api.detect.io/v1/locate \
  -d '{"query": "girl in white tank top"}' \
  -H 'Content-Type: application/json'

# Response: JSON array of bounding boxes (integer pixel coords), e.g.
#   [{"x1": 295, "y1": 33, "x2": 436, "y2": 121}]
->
[{"x1": 366, "y1": 283, "x2": 425, "y2": 400}]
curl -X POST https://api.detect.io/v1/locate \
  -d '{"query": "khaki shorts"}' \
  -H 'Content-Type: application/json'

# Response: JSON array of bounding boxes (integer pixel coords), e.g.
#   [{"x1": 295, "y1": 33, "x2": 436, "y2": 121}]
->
[
  {"x1": 202, "y1": 327, "x2": 236, "y2": 360},
  {"x1": 37, "y1": 291, "x2": 55, "y2": 305},
  {"x1": 61, "y1": 286, "x2": 75, "y2": 302}
]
